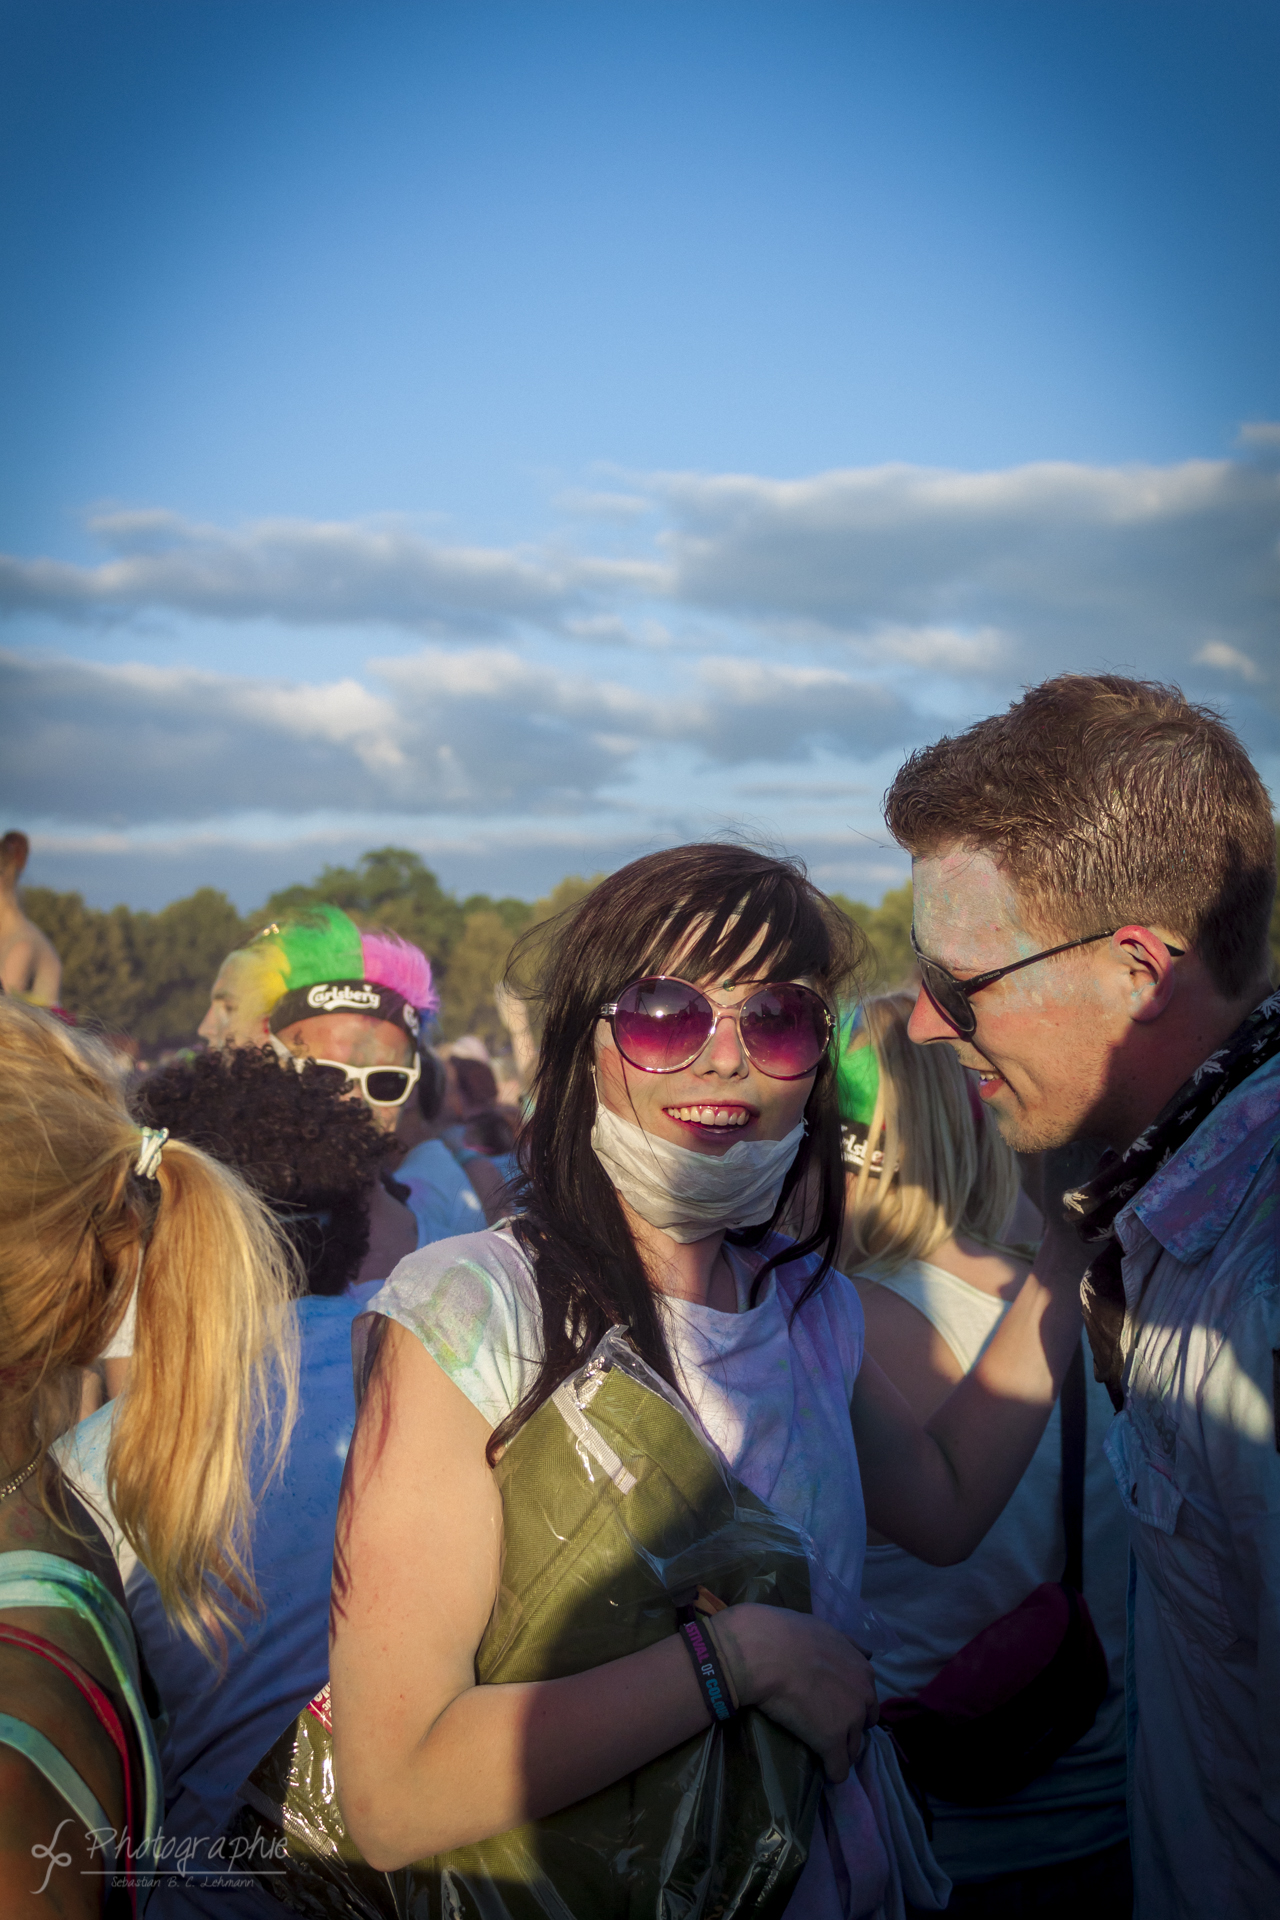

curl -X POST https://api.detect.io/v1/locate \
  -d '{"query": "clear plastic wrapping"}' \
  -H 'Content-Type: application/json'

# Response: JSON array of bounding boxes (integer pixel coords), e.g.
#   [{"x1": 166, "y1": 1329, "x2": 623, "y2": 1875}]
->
[{"x1": 236, "y1": 1326, "x2": 838, "y2": 1919}]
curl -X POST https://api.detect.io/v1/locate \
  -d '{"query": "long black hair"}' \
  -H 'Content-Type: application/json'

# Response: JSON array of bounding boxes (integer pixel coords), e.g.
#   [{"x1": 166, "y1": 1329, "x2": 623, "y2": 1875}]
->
[{"x1": 492, "y1": 842, "x2": 867, "y2": 1457}]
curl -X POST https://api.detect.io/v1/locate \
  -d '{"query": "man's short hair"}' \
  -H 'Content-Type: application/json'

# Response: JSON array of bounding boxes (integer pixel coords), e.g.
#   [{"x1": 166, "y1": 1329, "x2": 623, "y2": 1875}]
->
[{"x1": 885, "y1": 674, "x2": 1276, "y2": 998}]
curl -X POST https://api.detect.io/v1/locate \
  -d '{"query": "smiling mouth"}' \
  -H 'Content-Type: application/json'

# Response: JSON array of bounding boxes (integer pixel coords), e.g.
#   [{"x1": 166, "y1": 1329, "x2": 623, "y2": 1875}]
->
[
  {"x1": 971, "y1": 1068, "x2": 1006, "y2": 1100},
  {"x1": 664, "y1": 1103, "x2": 756, "y2": 1132}
]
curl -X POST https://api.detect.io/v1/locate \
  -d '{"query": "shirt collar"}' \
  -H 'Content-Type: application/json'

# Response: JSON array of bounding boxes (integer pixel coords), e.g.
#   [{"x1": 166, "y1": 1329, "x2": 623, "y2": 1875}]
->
[{"x1": 1124, "y1": 1050, "x2": 1280, "y2": 1263}]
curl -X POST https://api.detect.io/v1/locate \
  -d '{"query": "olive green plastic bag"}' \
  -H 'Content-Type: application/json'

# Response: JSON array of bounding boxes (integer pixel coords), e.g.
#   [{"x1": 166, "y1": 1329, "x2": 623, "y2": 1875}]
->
[{"x1": 236, "y1": 1326, "x2": 823, "y2": 1920}]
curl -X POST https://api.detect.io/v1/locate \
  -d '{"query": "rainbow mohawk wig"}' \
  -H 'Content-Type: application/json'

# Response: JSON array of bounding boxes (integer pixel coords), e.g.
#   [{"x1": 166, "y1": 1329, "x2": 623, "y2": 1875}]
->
[
  {"x1": 242, "y1": 905, "x2": 438, "y2": 1041},
  {"x1": 359, "y1": 929, "x2": 438, "y2": 1016}
]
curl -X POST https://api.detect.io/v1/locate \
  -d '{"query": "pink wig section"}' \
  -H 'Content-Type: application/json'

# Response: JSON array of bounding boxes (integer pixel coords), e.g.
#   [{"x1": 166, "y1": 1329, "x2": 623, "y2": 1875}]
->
[{"x1": 360, "y1": 929, "x2": 439, "y2": 1016}]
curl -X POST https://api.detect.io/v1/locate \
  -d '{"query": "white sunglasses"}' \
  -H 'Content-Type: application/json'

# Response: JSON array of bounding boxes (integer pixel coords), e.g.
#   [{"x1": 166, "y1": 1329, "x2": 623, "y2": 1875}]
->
[{"x1": 268, "y1": 1033, "x2": 422, "y2": 1107}]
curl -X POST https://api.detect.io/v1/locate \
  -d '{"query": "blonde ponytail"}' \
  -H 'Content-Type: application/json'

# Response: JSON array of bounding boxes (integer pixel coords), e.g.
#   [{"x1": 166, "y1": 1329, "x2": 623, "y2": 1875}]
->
[{"x1": 0, "y1": 1001, "x2": 298, "y2": 1655}]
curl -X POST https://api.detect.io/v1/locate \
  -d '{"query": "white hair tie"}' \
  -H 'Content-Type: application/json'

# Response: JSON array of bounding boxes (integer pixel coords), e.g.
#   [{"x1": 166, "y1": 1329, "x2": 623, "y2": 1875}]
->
[{"x1": 135, "y1": 1127, "x2": 169, "y2": 1181}]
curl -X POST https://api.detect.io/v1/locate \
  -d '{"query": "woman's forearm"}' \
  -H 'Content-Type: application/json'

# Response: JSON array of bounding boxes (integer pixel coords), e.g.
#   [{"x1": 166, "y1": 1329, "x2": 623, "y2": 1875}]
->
[
  {"x1": 923, "y1": 1249, "x2": 1081, "y2": 1551},
  {"x1": 335, "y1": 1630, "x2": 711, "y2": 1869},
  {"x1": 856, "y1": 1228, "x2": 1084, "y2": 1564}
]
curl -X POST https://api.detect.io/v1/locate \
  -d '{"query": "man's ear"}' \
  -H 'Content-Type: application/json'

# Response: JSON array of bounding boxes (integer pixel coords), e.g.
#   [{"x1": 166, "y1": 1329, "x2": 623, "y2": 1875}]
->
[{"x1": 1112, "y1": 925, "x2": 1180, "y2": 1025}]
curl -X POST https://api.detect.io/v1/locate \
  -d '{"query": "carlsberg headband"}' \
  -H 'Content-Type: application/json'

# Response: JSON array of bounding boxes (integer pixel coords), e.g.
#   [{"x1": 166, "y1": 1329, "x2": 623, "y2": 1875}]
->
[{"x1": 268, "y1": 979, "x2": 422, "y2": 1039}]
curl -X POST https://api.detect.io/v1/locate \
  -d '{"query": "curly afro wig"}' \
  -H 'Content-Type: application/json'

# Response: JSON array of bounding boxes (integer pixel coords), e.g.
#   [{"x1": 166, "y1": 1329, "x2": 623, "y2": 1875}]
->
[{"x1": 132, "y1": 1046, "x2": 395, "y2": 1294}]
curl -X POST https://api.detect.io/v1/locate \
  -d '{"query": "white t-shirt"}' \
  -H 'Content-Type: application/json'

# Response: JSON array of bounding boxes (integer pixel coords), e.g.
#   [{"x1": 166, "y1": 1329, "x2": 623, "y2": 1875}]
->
[
  {"x1": 358, "y1": 1226, "x2": 902, "y2": 1919},
  {"x1": 99, "y1": 1282, "x2": 137, "y2": 1360},
  {"x1": 858, "y1": 1259, "x2": 1129, "y2": 1882}
]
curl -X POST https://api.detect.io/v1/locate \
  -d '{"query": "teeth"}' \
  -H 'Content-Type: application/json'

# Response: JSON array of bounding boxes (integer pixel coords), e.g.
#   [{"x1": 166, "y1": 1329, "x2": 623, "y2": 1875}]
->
[{"x1": 667, "y1": 1106, "x2": 751, "y2": 1126}]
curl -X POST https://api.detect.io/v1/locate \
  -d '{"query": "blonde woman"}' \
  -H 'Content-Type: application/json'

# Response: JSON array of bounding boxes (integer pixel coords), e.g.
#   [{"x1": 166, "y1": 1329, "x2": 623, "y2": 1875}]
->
[
  {"x1": 843, "y1": 993, "x2": 1130, "y2": 1920},
  {"x1": 0, "y1": 1002, "x2": 297, "y2": 1916}
]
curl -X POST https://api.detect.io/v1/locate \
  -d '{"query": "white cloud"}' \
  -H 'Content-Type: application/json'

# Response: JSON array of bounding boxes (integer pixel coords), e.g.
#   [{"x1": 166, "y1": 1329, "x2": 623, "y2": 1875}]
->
[
  {"x1": 1, "y1": 444, "x2": 1276, "y2": 684},
  {"x1": 556, "y1": 489, "x2": 655, "y2": 520},
  {"x1": 690, "y1": 658, "x2": 913, "y2": 761},
  {"x1": 5, "y1": 438, "x2": 1278, "y2": 883},
  {"x1": 0, "y1": 509, "x2": 661, "y2": 634},
  {"x1": 854, "y1": 624, "x2": 1010, "y2": 673},
  {"x1": 650, "y1": 454, "x2": 1280, "y2": 665},
  {"x1": 1194, "y1": 641, "x2": 1264, "y2": 683},
  {"x1": 1, "y1": 640, "x2": 918, "y2": 826},
  {"x1": 1237, "y1": 421, "x2": 1280, "y2": 454}
]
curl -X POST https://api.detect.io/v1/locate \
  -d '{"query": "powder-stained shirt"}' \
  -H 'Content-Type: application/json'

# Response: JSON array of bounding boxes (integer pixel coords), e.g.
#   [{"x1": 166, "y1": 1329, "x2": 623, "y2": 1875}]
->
[
  {"x1": 1103, "y1": 1050, "x2": 1280, "y2": 1918},
  {"x1": 357, "y1": 1227, "x2": 905, "y2": 1919}
]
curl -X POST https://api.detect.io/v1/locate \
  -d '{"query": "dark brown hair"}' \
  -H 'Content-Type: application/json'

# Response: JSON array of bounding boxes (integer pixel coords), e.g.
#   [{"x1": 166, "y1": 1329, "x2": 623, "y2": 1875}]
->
[
  {"x1": 133, "y1": 1047, "x2": 394, "y2": 1295},
  {"x1": 492, "y1": 842, "x2": 867, "y2": 1460},
  {"x1": 885, "y1": 674, "x2": 1276, "y2": 998},
  {"x1": 1, "y1": 829, "x2": 29, "y2": 878},
  {"x1": 451, "y1": 1056, "x2": 499, "y2": 1111}
]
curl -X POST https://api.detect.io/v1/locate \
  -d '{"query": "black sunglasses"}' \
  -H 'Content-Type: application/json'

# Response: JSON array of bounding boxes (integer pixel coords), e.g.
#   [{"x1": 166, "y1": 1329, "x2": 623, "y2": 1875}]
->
[{"x1": 909, "y1": 926, "x2": 1184, "y2": 1039}]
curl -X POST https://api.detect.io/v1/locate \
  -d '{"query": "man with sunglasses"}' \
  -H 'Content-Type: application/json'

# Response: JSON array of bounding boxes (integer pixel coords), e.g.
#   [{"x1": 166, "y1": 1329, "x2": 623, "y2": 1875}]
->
[
  {"x1": 885, "y1": 673, "x2": 1279, "y2": 1920},
  {"x1": 269, "y1": 977, "x2": 424, "y2": 1133}
]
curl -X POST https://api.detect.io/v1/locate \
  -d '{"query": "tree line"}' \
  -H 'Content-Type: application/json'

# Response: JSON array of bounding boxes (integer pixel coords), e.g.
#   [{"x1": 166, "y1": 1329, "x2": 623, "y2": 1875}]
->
[
  {"x1": 32, "y1": 832, "x2": 1278, "y2": 1057},
  {"x1": 21, "y1": 846, "x2": 921, "y2": 1056}
]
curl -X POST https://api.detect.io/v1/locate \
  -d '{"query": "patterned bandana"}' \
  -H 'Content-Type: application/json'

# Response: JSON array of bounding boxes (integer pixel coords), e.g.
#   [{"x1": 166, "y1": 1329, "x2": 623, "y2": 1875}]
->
[{"x1": 1064, "y1": 987, "x2": 1280, "y2": 1410}]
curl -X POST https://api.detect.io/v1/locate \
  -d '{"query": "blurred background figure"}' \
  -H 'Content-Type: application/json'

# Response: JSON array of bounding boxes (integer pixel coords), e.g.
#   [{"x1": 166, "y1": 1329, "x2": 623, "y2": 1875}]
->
[
  {"x1": 493, "y1": 979, "x2": 538, "y2": 1100},
  {"x1": 62, "y1": 1043, "x2": 408, "y2": 1918},
  {"x1": 437, "y1": 1038, "x2": 523, "y2": 1219},
  {"x1": 199, "y1": 908, "x2": 435, "y2": 1133},
  {"x1": 838, "y1": 992, "x2": 1130, "y2": 1920},
  {"x1": 90, "y1": 1044, "x2": 416, "y2": 1408},
  {"x1": 0, "y1": 1001, "x2": 297, "y2": 1917},
  {"x1": 391, "y1": 1043, "x2": 487, "y2": 1245},
  {"x1": 196, "y1": 937, "x2": 276, "y2": 1051},
  {"x1": 0, "y1": 829, "x2": 62, "y2": 1006}
]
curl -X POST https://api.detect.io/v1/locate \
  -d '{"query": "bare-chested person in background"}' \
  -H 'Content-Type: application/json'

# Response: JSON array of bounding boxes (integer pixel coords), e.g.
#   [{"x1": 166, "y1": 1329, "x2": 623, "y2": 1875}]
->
[{"x1": 0, "y1": 831, "x2": 62, "y2": 1005}]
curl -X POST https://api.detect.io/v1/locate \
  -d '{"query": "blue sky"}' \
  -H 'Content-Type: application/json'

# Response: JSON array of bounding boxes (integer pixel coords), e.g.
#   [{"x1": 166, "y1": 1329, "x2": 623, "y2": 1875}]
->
[{"x1": 2, "y1": 0, "x2": 1277, "y2": 910}]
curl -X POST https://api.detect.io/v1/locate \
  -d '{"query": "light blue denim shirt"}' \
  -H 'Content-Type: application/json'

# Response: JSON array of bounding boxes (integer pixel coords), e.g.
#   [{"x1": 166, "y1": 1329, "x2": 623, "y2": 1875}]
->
[{"x1": 1104, "y1": 1049, "x2": 1280, "y2": 1918}]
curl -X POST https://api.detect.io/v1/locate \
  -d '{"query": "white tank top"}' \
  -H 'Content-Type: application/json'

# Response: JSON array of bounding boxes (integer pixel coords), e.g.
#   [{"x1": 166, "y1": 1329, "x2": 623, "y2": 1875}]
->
[{"x1": 858, "y1": 1258, "x2": 1130, "y2": 1881}]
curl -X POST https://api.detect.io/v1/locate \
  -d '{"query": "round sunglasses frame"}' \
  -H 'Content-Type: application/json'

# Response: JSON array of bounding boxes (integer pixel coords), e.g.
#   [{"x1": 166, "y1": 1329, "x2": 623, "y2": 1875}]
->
[{"x1": 599, "y1": 975, "x2": 834, "y2": 1080}]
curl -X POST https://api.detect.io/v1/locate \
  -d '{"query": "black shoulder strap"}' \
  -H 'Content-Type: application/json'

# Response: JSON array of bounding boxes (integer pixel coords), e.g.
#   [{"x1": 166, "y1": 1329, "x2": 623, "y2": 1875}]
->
[{"x1": 1060, "y1": 1337, "x2": 1087, "y2": 1592}]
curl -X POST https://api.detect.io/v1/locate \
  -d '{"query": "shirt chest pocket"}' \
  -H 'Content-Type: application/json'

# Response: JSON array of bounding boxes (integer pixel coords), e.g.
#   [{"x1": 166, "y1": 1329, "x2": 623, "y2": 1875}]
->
[{"x1": 1105, "y1": 1411, "x2": 1237, "y2": 1656}]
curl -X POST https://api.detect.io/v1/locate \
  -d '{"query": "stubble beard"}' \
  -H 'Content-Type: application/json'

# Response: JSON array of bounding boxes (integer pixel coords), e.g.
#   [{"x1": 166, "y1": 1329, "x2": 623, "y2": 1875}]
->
[{"x1": 984, "y1": 1092, "x2": 1092, "y2": 1156}]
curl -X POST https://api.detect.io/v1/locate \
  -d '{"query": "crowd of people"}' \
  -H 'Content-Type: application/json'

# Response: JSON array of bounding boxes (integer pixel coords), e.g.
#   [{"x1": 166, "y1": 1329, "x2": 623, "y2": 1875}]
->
[{"x1": 1, "y1": 672, "x2": 1277, "y2": 1920}]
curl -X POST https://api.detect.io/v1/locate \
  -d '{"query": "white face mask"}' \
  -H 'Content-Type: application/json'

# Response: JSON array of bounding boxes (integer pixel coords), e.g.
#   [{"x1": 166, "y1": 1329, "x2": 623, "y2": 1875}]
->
[{"x1": 590, "y1": 1099, "x2": 805, "y2": 1244}]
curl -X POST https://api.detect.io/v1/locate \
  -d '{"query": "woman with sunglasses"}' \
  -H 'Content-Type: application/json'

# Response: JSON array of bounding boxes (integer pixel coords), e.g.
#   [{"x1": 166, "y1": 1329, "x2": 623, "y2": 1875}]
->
[{"x1": 328, "y1": 844, "x2": 1086, "y2": 1920}]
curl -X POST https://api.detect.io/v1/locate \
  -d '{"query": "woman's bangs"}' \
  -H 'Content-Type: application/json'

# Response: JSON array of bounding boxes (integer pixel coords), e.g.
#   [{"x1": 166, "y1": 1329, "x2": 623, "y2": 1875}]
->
[{"x1": 641, "y1": 878, "x2": 831, "y2": 991}]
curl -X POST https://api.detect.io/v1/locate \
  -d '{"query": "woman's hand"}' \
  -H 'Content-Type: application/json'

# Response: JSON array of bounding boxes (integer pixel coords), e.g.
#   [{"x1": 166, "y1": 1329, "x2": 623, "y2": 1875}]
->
[{"x1": 710, "y1": 1604, "x2": 879, "y2": 1783}]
